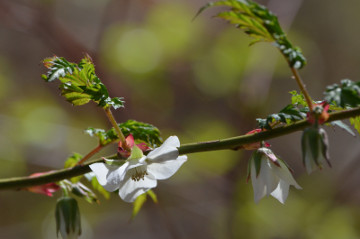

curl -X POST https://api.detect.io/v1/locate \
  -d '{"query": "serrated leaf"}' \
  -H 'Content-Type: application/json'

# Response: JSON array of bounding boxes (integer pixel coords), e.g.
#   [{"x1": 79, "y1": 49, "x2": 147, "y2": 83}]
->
[
  {"x1": 257, "y1": 103, "x2": 306, "y2": 129},
  {"x1": 86, "y1": 120, "x2": 162, "y2": 147},
  {"x1": 324, "y1": 79, "x2": 360, "y2": 108},
  {"x1": 290, "y1": 91, "x2": 307, "y2": 107},
  {"x1": 119, "y1": 120, "x2": 162, "y2": 147},
  {"x1": 196, "y1": 0, "x2": 306, "y2": 68},
  {"x1": 42, "y1": 55, "x2": 125, "y2": 109},
  {"x1": 42, "y1": 56, "x2": 77, "y2": 82}
]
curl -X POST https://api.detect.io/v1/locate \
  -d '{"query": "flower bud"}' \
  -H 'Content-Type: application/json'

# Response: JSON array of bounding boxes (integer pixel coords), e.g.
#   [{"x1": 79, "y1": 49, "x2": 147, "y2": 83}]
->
[
  {"x1": 301, "y1": 126, "x2": 331, "y2": 174},
  {"x1": 55, "y1": 197, "x2": 81, "y2": 239},
  {"x1": 26, "y1": 172, "x2": 60, "y2": 196}
]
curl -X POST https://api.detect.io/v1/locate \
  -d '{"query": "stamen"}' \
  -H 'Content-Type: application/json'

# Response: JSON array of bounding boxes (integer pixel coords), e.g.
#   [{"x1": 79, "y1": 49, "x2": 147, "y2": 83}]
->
[{"x1": 129, "y1": 166, "x2": 148, "y2": 181}]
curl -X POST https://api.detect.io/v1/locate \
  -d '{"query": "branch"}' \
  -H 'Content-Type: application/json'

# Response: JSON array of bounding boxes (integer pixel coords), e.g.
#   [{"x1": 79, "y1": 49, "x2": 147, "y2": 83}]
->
[{"x1": 1, "y1": 107, "x2": 359, "y2": 190}]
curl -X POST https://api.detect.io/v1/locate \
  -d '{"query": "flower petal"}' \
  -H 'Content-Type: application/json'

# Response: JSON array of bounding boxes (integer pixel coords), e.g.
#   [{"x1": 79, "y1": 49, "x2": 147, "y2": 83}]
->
[
  {"x1": 118, "y1": 174, "x2": 157, "y2": 203},
  {"x1": 272, "y1": 161, "x2": 302, "y2": 189},
  {"x1": 147, "y1": 136, "x2": 180, "y2": 162},
  {"x1": 270, "y1": 180, "x2": 290, "y2": 204},
  {"x1": 147, "y1": 155, "x2": 187, "y2": 180},
  {"x1": 251, "y1": 159, "x2": 267, "y2": 203},
  {"x1": 89, "y1": 163, "x2": 127, "y2": 192},
  {"x1": 261, "y1": 159, "x2": 279, "y2": 195}
]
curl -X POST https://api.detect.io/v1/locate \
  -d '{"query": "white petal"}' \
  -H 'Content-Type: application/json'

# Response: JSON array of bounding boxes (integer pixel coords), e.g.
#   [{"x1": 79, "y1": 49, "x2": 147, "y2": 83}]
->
[
  {"x1": 126, "y1": 156, "x2": 147, "y2": 170},
  {"x1": 147, "y1": 136, "x2": 180, "y2": 163},
  {"x1": 118, "y1": 174, "x2": 157, "y2": 203},
  {"x1": 261, "y1": 160, "x2": 280, "y2": 195},
  {"x1": 272, "y1": 161, "x2": 302, "y2": 189},
  {"x1": 89, "y1": 163, "x2": 126, "y2": 192},
  {"x1": 162, "y1": 136, "x2": 180, "y2": 148},
  {"x1": 89, "y1": 163, "x2": 121, "y2": 192},
  {"x1": 251, "y1": 159, "x2": 267, "y2": 203},
  {"x1": 270, "y1": 180, "x2": 290, "y2": 204},
  {"x1": 147, "y1": 155, "x2": 187, "y2": 180}
]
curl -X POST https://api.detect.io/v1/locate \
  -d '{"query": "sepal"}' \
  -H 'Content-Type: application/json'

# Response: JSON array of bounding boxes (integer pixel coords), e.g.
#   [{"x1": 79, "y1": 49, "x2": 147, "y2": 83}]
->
[{"x1": 55, "y1": 197, "x2": 81, "y2": 239}]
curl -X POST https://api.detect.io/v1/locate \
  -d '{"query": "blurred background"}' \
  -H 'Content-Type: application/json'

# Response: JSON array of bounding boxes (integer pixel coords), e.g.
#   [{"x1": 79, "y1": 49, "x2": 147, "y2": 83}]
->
[{"x1": 0, "y1": 0, "x2": 360, "y2": 238}]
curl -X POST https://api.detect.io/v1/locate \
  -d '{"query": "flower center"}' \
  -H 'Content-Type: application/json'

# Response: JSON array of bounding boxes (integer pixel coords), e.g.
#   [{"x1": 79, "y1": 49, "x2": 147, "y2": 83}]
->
[{"x1": 129, "y1": 165, "x2": 148, "y2": 181}]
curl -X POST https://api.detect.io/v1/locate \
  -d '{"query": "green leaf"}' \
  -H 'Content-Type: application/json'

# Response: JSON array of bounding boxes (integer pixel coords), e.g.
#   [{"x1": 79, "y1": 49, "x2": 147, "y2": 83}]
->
[
  {"x1": 324, "y1": 79, "x2": 360, "y2": 107},
  {"x1": 119, "y1": 120, "x2": 163, "y2": 147},
  {"x1": 196, "y1": 0, "x2": 306, "y2": 68},
  {"x1": 64, "y1": 153, "x2": 83, "y2": 168},
  {"x1": 350, "y1": 116, "x2": 360, "y2": 135},
  {"x1": 85, "y1": 120, "x2": 162, "y2": 147},
  {"x1": 42, "y1": 55, "x2": 125, "y2": 109},
  {"x1": 290, "y1": 90, "x2": 307, "y2": 107},
  {"x1": 132, "y1": 193, "x2": 147, "y2": 219},
  {"x1": 42, "y1": 57, "x2": 77, "y2": 82},
  {"x1": 64, "y1": 153, "x2": 83, "y2": 183},
  {"x1": 257, "y1": 103, "x2": 307, "y2": 129}
]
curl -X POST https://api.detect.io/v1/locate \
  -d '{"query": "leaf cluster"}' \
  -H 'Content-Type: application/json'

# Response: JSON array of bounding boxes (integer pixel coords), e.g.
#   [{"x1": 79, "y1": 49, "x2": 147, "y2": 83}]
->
[
  {"x1": 85, "y1": 119, "x2": 162, "y2": 147},
  {"x1": 257, "y1": 91, "x2": 307, "y2": 129},
  {"x1": 196, "y1": 0, "x2": 306, "y2": 68},
  {"x1": 324, "y1": 79, "x2": 360, "y2": 108},
  {"x1": 42, "y1": 55, "x2": 124, "y2": 109}
]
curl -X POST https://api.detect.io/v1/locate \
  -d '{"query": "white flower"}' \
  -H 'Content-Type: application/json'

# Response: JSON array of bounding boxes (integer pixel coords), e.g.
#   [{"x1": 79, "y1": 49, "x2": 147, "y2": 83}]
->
[
  {"x1": 90, "y1": 136, "x2": 187, "y2": 203},
  {"x1": 248, "y1": 148, "x2": 302, "y2": 204}
]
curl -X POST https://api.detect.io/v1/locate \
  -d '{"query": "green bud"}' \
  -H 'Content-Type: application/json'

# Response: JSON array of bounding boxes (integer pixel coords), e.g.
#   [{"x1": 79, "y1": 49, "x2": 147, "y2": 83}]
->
[
  {"x1": 55, "y1": 197, "x2": 81, "y2": 239},
  {"x1": 301, "y1": 126, "x2": 331, "y2": 174}
]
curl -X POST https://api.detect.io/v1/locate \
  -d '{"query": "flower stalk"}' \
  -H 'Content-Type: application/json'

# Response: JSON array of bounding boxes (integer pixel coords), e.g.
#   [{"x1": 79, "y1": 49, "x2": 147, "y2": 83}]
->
[
  {"x1": 76, "y1": 145, "x2": 103, "y2": 165},
  {"x1": 290, "y1": 67, "x2": 313, "y2": 110},
  {"x1": 104, "y1": 107, "x2": 129, "y2": 151}
]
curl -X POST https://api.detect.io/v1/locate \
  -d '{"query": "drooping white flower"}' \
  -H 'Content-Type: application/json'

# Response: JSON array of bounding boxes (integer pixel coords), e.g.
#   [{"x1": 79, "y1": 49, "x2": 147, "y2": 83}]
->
[
  {"x1": 248, "y1": 147, "x2": 302, "y2": 204},
  {"x1": 90, "y1": 136, "x2": 187, "y2": 203}
]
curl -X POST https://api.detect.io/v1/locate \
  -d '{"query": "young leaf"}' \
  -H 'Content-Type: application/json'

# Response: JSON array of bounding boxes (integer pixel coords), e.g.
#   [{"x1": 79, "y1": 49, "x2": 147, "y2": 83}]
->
[
  {"x1": 324, "y1": 79, "x2": 360, "y2": 108},
  {"x1": 64, "y1": 153, "x2": 83, "y2": 168},
  {"x1": 42, "y1": 56, "x2": 77, "y2": 82},
  {"x1": 350, "y1": 116, "x2": 360, "y2": 135},
  {"x1": 196, "y1": 0, "x2": 306, "y2": 68},
  {"x1": 290, "y1": 91, "x2": 307, "y2": 107},
  {"x1": 42, "y1": 55, "x2": 125, "y2": 109}
]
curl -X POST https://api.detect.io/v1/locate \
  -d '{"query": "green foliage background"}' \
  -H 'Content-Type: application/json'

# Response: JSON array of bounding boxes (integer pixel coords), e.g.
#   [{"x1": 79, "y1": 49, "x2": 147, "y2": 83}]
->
[{"x1": 0, "y1": 0, "x2": 360, "y2": 238}]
